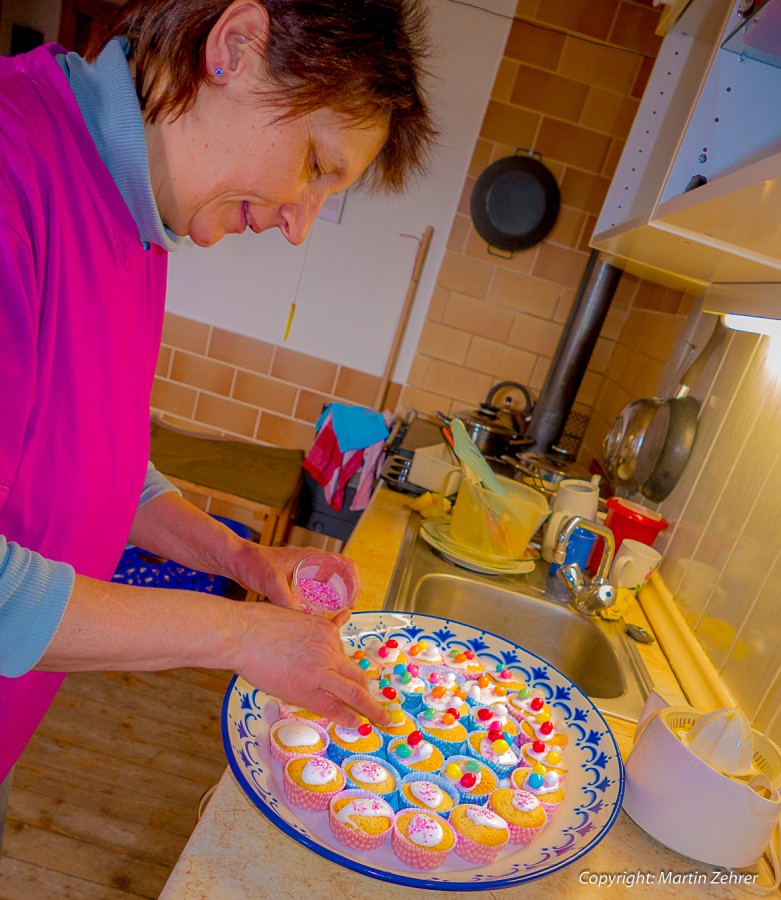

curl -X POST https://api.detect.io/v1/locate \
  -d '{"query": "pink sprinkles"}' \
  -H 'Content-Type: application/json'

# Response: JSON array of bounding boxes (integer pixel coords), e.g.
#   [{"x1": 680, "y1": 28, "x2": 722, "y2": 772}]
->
[{"x1": 298, "y1": 578, "x2": 343, "y2": 610}]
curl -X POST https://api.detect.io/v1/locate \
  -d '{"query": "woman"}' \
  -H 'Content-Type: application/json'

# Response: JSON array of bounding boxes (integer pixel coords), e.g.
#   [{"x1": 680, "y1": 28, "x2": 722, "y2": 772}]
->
[{"x1": 0, "y1": 0, "x2": 433, "y2": 813}]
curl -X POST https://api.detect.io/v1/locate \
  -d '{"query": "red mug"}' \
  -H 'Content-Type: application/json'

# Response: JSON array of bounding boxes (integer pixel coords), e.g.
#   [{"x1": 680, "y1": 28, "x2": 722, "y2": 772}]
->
[{"x1": 588, "y1": 497, "x2": 668, "y2": 572}]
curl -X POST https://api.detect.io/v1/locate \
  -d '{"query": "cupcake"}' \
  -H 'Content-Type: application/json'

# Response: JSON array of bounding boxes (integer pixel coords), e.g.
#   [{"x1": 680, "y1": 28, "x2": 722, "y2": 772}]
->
[
  {"x1": 374, "y1": 704, "x2": 417, "y2": 746},
  {"x1": 442, "y1": 756, "x2": 498, "y2": 805},
  {"x1": 398, "y1": 774, "x2": 458, "y2": 817},
  {"x1": 348, "y1": 647, "x2": 380, "y2": 679},
  {"x1": 516, "y1": 715, "x2": 568, "y2": 748},
  {"x1": 327, "y1": 721, "x2": 383, "y2": 763},
  {"x1": 488, "y1": 667, "x2": 529, "y2": 693},
  {"x1": 443, "y1": 647, "x2": 486, "y2": 680},
  {"x1": 387, "y1": 733, "x2": 444, "y2": 775},
  {"x1": 379, "y1": 664, "x2": 427, "y2": 713},
  {"x1": 506, "y1": 689, "x2": 551, "y2": 723},
  {"x1": 392, "y1": 809, "x2": 456, "y2": 870},
  {"x1": 468, "y1": 704, "x2": 518, "y2": 738},
  {"x1": 405, "y1": 639, "x2": 446, "y2": 667},
  {"x1": 466, "y1": 728, "x2": 521, "y2": 778},
  {"x1": 268, "y1": 720, "x2": 328, "y2": 765},
  {"x1": 449, "y1": 803, "x2": 510, "y2": 864},
  {"x1": 343, "y1": 755, "x2": 401, "y2": 806},
  {"x1": 329, "y1": 791, "x2": 395, "y2": 852},
  {"x1": 512, "y1": 769, "x2": 565, "y2": 816},
  {"x1": 283, "y1": 755, "x2": 345, "y2": 811},
  {"x1": 465, "y1": 674, "x2": 511, "y2": 708},
  {"x1": 420, "y1": 669, "x2": 467, "y2": 711},
  {"x1": 488, "y1": 788, "x2": 547, "y2": 844},
  {"x1": 518, "y1": 741, "x2": 568, "y2": 780},
  {"x1": 365, "y1": 637, "x2": 408, "y2": 669},
  {"x1": 417, "y1": 705, "x2": 469, "y2": 755},
  {"x1": 277, "y1": 701, "x2": 329, "y2": 728}
]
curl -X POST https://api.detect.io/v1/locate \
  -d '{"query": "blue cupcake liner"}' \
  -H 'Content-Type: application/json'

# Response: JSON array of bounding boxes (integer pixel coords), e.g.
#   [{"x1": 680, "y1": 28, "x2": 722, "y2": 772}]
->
[
  {"x1": 385, "y1": 737, "x2": 444, "y2": 778},
  {"x1": 377, "y1": 668, "x2": 427, "y2": 716},
  {"x1": 465, "y1": 707, "x2": 519, "y2": 737},
  {"x1": 397, "y1": 772, "x2": 459, "y2": 818},
  {"x1": 465, "y1": 731, "x2": 520, "y2": 779},
  {"x1": 374, "y1": 712, "x2": 417, "y2": 749},
  {"x1": 342, "y1": 753, "x2": 402, "y2": 809},
  {"x1": 441, "y1": 755, "x2": 496, "y2": 806},
  {"x1": 326, "y1": 728, "x2": 386, "y2": 765},
  {"x1": 415, "y1": 710, "x2": 467, "y2": 757}
]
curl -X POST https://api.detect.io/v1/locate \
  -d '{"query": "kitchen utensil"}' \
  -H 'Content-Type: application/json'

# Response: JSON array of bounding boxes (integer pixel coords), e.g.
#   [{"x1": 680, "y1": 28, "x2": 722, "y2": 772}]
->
[
  {"x1": 222, "y1": 610, "x2": 625, "y2": 892},
  {"x1": 548, "y1": 526, "x2": 598, "y2": 577},
  {"x1": 449, "y1": 417, "x2": 506, "y2": 494},
  {"x1": 291, "y1": 553, "x2": 356, "y2": 619},
  {"x1": 470, "y1": 150, "x2": 560, "y2": 254},
  {"x1": 450, "y1": 473, "x2": 549, "y2": 561},
  {"x1": 419, "y1": 518, "x2": 535, "y2": 575},
  {"x1": 447, "y1": 380, "x2": 534, "y2": 459},
  {"x1": 407, "y1": 443, "x2": 461, "y2": 494},
  {"x1": 623, "y1": 692, "x2": 781, "y2": 869},
  {"x1": 541, "y1": 478, "x2": 600, "y2": 563},
  {"x1": 587, "y1": 496, "x2": 668, "y2": 572},
  {"x1": 602, "y1": 397, "x2": 661, "y2": 488},
  {"x1": 609, "y1": 538, "x2": 661, "y2": 592}
]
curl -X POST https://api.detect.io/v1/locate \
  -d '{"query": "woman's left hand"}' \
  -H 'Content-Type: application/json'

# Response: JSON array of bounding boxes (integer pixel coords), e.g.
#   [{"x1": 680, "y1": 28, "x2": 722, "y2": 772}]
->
[{"x1": 231, "y1": 542, "x2": 361, "y2": 617}]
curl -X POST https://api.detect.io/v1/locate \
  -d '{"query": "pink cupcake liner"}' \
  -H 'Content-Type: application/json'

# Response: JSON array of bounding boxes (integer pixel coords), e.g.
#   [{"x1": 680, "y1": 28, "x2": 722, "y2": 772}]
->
[
  {"x1": 283, "y1": 757, "x2": 345, "y2": 811},
  {"x1": 277, "y1": 702, "x2": 329, "y2": 729},
  {"x1": 506, "y1": 821, "x2": 546, "y2": 845},
  {"x1": 540, "y1": 798, "x2": 563, "y2": 817},
  {"x1": 454, "y1": 830, "x2": 505, "y2": 864},
  {"x1": 268, "y1": 719, "x2": 329, "y2": 765},
  {"x1": 328, "y1": 790, "x2": 395, "y2": 852},
  {"x1": 391, "y1": 810, "x2": 455, "y2": 870}
]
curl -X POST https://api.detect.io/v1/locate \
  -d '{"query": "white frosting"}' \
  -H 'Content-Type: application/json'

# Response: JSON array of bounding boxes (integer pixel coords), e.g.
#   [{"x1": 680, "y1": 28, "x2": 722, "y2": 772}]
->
[
  {"x1": 277, "y1": 723, "x2": 319, "y2": 748},
  {"x1": 467, "y1": 683, "x2": 504, "y2": 704},
  {"x1": 409, "y1": 781, "x2": 444, "y2": 808},
  {"x1": 509, "y1": 693, "x2": 548, "y2": 717},
  {"x1": 386, "y1": 671, "x2": 426, "y2": 693},
  {"x1": 466, "y1": 805, "x2": 508, "y2": 829},
  {"x1": 333, "y1": 724, "x2": 363, "y2": 744},
  {"x1": 474, "y1": 708, "x2": 513, "y2": 732},
  {"x1": 425, "y1": 711, "x2": 462, "y2": 731},
  {"x1": 415, "y1": 645, "x2": 444, "y2": 664},
  {"x1": 335, "y1": 797, "x2": 393, "y2": 826},
  {"x1": 393, "y1": 740, "x2": 434, "y2": 763},
  {"x1": 423, "y1": 688, "x2": 461, "y2": 711},
  {"x1": 302, "y1": 756, "x2": 339, "y2": 786},
  {"x1": 479, "y1": 736, "x2": 519, "y2": 766},
  {"x1": 512, "y1": 790, "x2": 541, "y2": 813},
  {"x1": 408, "y1": 813, "x2": 444, "y2": 847},
  {"x1": 524, "y1": 771, "x2": 562, "y2": 796},
  {"x1": 350, "y1": 760, "x2": 389, "y2": 785}
]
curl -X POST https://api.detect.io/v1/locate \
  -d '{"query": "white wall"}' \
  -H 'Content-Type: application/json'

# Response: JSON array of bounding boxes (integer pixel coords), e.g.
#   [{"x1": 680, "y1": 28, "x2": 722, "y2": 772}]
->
[{"x1": 165, "y1": 0, "x2": 514, "y2": 381}]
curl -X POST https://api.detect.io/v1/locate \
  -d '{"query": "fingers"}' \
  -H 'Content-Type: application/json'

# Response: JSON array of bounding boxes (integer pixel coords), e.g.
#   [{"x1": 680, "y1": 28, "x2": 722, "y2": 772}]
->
[
  {"x1": 321, "y1": 665, "x2": 391, "y2": 728},
  {"x1": 331, "y1": 608, "x2": 352, "y2": 629}
]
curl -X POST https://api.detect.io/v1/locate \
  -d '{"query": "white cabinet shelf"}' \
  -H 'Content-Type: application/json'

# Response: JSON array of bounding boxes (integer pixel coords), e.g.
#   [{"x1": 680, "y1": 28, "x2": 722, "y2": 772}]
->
[{"x1": 591, "y1": 0, "x2": 781, "y2": 294}]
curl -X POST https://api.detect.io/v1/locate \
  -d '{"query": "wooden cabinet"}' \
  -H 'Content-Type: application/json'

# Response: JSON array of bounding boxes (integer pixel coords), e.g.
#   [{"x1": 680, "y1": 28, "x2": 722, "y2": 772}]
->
[{"x1": 591, "y1": 0, "x2": 781, "y2": 297}]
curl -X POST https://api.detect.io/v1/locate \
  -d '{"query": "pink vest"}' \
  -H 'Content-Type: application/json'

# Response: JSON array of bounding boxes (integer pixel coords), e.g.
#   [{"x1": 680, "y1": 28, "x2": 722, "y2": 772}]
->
[{"x1": 0, "y1": 46, "x2": 167, "y2": 780}]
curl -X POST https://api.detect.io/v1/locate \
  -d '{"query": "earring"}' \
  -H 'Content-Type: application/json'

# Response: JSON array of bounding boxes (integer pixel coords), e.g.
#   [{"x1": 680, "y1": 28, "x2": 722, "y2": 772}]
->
[{"x1": 215, "y1": 67, "x2": 223, "y2": 77}]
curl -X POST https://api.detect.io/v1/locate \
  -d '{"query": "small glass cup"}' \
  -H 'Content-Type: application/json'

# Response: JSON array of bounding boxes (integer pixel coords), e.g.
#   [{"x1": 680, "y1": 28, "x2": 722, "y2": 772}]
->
[{"x1": 292, "y1": 553, "x2": 357, "y2": 619}]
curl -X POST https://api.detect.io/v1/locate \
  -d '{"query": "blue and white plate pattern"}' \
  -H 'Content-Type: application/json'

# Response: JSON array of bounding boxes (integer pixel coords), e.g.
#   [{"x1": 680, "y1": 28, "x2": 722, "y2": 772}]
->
[{"x1": 221, "y1": 611, "x2": 624, "y2": 891}]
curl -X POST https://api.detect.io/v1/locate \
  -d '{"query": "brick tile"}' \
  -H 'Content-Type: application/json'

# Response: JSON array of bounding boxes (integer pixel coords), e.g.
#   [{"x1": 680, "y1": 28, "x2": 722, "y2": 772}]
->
[
  {"x1": 161, "y1": 313, "x2": 210, "y2": 355},
  {"x1": 529, "y1": 354, "x2": 551, "y2": 394},
  {"x1": 581, "y1": 88, "x2": 639, "y2": 139},
  {"x1": 610, "y1": 2, "x2": 663, "y2": 57},
  {"x1": 417, "y1": 320, "x2": 471, "y2": 365},
  {"x1": 488, "y1": 269, "x2": 560, "y2": 319},
  {"x1": 426, "y1": 286, "x2": 449, "y2": 323},
  {"x1": 398, "y1": 385, "x2": 454, "y2": 419},
  {"x1": 558, "y1": 38, "x2": 641, "y2": 95},
  {"x1": 271, "y1": 347, "x2": 338, "y2": 393},
  {"x1": 209, "y1": 327, "x2": 274, "y2": 374},
  {"x1": 406, "y1": 354, "x2": 430, "y2": 389},
  {"x1": 574, "y1": 370, "x2": 604, "y2": 407},
  {"x1": 384, "y1": 382, "x2": 402, "y2": 413},
  {"x1": 232, "y1": 370, "x2": 298, "y2": 415},
  {"x1": 534, "y1": 0, "x2": 618, "y2": 41},
  {"x1": 256, "y1": 413, "x2": 316, "y2": 450},
  {"x1": 469, "y1": 140, "x2": 494, "y2": 178},
  {"x1": 464, "y1": 337, "x2": 536, "y2": 384},
  {"x1": 457, "y1": 176, "x2": 475, "y2": 218},
  {"x1": 295, "y1": 390, "x2": 333, "y2": 423},
  {"x1": 632, "y1": 55, "x2": 656, "y2": 99},
  {"x1": 554, "y1": 287, "x2": 576, "y2": 324},
  {"x1": 547, "y1": 206, "x2": 587, "y2": 250},
  {"x1": 334, "y1": 367, "x2": 382, "y2": 407},
  {"x1": 560, "y1": 168, "x2": 611, "y2": 216},
  {"x1": 492, "y1": 58, "x2": 519, "y2": 102},
  {"x1": 447, "y1": 215, "x2": 471, "y2": 254},
  {"x1": 603, "y1": 138, "x2": 626, "y2": 179},
  {"x1": 510, "y1": 65, "x2": 589, "y2": 123},
  {"x1": 505, "y1": 20, "x2": 565, "y2": 69},
  {"x1": 480, "y1": 101, "x2": 541, "y2": 152},
  {"x1": 170, "y1": 349, "x2": 235, "y2": 396},
  {"x1": 536, "y1": 118, "x2": 613, "y2": 174},
  {"x1": 508, "y1": 313, "x2": 563, "y2": 357},
  {"x1": 194, "y1": 393, "x2": 259, "y2": 439},
  {"x1": 464, "y1": 230, "x2": 536, "y2": 275},
  {"x1": 533, "y1": 244, "x2": 591, "y2": 290},
  {"x1": 156, "y1": 345, "x2": 172, "y2": 378},
  {"x1": 443, "y1": 293, "x2": 515, "y2": 342},
  {"x1": 438, "y1": 251, "x2": 495, "y2": 299},
  {"x1": 422, "y1": 359, "x2": 494, "y2": 405},
  {"x1": 151, "y1": 378, "x2": 197, "y2": 419}
]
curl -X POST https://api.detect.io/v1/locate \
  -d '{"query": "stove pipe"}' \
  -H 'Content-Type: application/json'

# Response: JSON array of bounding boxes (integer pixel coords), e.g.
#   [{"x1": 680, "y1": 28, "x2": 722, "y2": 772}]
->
[{"x1": 527, "y1": 249, "x2": 622, "y2": 456}]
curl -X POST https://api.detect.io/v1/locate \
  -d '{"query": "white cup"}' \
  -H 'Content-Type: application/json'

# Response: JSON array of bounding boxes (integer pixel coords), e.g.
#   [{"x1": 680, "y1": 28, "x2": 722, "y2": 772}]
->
[
  {"x1": 541, "y1": 478, "x2": 600, "y2": 563},
  {"x1": 610, "y1": 538, "x2": 662, "y2": 591}
]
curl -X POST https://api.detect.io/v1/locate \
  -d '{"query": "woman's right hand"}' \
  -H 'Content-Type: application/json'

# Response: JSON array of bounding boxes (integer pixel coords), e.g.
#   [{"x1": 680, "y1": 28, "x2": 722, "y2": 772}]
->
[{"x1": 231, "y1": 601, "x2": 390, "y2": 729}]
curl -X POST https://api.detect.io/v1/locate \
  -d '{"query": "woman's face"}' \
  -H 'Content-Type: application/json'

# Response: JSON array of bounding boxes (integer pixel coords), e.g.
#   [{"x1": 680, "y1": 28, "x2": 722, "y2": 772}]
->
[{"x1": 147, "y1": 81, "x2": 387, "y2": 248}]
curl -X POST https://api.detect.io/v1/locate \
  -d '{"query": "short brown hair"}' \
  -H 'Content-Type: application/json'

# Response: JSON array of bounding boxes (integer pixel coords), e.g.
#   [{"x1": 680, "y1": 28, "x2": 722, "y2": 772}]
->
[{"x1": 91, "y1": 0, "x2": 435, "y2": 192}]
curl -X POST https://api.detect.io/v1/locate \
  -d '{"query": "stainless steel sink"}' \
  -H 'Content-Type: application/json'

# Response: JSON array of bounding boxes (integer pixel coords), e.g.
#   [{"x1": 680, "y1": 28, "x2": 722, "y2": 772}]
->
[{"x1": 382, "y1": 516, "x2": 653, "y2": 722}]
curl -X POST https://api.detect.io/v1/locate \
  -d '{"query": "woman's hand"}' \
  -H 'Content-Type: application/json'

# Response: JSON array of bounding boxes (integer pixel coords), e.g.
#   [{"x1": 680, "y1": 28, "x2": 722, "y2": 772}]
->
[
  {"x1": 232, "y1": 542, "x2": 361, "y2": 611},
  {"x1": 231, "y1": 601, "x2": 389, "y2": 728}
]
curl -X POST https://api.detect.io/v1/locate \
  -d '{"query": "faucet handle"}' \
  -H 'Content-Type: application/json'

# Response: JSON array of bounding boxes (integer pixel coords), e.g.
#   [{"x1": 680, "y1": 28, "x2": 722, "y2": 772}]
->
[
  {"x1": 572, "y1": 580, "x2": 617, "y2": 616},
  {"x1": 557, "y1": 562, "x2": 586, "y2": 595}
]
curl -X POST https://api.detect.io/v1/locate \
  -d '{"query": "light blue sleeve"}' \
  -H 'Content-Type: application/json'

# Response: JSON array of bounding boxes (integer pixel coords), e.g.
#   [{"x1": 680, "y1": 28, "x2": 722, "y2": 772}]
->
[
  {"x1": 139, "y1": 460, "x2": 181, "y2": 508},
  {"x1": 0, "y1": 535, "x2": 75, "y2": 678}
]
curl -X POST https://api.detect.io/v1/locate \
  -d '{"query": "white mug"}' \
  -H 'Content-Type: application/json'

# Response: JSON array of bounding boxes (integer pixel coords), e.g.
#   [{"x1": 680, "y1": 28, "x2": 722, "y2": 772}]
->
[
  {"x1": 541, "y1": 479, "x2": 600, "y2": 563},
  {"x1": 610, "y1": 538, "x2": 661, "y2": 591}
]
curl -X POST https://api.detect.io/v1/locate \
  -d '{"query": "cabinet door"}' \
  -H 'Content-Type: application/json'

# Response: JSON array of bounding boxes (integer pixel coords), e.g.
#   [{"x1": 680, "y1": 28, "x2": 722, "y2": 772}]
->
[{"x1": 58, "y1": 0, "x2": 118, "y2": 55}]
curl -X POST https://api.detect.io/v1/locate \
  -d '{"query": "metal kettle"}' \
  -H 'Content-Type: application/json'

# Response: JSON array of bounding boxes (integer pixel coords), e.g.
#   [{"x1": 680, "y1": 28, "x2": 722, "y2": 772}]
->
[{"x1": 452, "y1": 381, "x2": 534, "y2": 459}]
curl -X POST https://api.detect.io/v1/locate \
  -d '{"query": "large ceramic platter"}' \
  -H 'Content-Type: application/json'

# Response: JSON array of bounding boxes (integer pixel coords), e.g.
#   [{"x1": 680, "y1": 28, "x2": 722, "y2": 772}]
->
[{"x1": 221, "y1": 611, "x2": 624, "y2": 891}]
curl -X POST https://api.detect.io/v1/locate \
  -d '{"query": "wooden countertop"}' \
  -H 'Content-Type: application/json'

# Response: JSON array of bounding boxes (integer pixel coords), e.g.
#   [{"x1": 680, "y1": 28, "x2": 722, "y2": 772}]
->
[{"x1": 160, "y1": 487, "x2": 770, "y2": 899}]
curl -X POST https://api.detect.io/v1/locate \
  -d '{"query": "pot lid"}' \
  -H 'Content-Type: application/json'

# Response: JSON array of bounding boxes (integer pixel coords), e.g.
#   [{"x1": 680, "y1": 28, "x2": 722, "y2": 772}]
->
[{"x1": 455, "y1": 404, "x2": 523, "y2": 437}]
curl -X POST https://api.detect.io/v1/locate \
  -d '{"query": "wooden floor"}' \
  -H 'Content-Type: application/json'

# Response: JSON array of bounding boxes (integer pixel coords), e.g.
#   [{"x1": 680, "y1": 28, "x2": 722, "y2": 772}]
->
[{"x1": 0, "y1": 665, "x2": 233, "y2": 899}]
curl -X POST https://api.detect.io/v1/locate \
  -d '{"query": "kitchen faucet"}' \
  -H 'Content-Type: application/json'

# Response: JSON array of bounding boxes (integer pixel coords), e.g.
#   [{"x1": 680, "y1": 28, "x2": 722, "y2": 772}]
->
[{"x1": 552, "y1": 515, "x2": 617, "y2": 616}]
